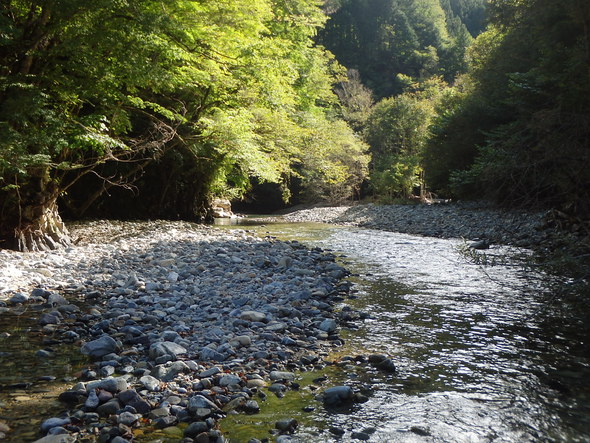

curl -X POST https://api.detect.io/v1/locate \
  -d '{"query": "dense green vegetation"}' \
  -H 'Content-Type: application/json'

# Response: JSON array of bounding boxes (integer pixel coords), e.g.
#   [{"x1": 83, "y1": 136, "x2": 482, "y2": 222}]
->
[
  {"x1": 318, "y1": 0, "x2": 480, "y2": 98},
  {"x1": 426, "y1": 0, "x2": 590, "y2": 216},
  {"x1": 1, "y1": 0, "x2": 588, "y2": 251},
  {"x1": 323, "y1": 0, "x2": 589, "y2": 219},
  {"x1": 0, "y1": 0, "x2": 368, "y2": 250}
]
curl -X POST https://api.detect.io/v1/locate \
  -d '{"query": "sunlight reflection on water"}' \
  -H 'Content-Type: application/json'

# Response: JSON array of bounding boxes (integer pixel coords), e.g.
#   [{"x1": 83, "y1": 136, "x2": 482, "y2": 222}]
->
[{"x1": 221, "y1": 222, "x2": 590, "y2": 442}]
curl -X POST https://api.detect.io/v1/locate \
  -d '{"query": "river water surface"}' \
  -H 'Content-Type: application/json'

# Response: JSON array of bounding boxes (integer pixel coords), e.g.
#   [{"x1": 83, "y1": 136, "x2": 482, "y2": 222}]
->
[{"x1": 219, "y1": 221, "x2": 590, "y2": 442}]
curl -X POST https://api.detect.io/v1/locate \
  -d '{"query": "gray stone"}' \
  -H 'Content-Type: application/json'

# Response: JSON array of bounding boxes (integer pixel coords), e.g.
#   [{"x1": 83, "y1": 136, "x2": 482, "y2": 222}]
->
[
  {"x1": 184, "y1": 421, "x2": 209, "y2": 438},
  {"x1": 39, "y1": 312, "x2": 62, "y2": 326},
  {"x1": 319, "y1": 318, "x2": 337, "y2": 333},
  {"x1": 33, "y1": 435, "x2": 76, "y2": 443},
  {"x1": 199, "y1": 347, "x2": 225, "y2": 362},
  {"x1": 270, "y1": 371, "x2": 295, "y2": 381},
  {"x1": 40, "y1": 417, "x2": 71, "y2": 433},
  {"x1": 161, "y1": 361, "x2": 190, "y2": 382},
  {"x1": 240, "y1": 311, "x2": 267, "y2": 322},
  {"x1": 47, "y1": 293, "x2": 68, "y2": 305},
  {"x1": 149, "y1": 341, "x2": 187, "y2": 361},
  {"x1": 469, "y1": 239, "x2": 490, "y2": 250},
  {"x1": 80, "y1": 336, "x2": 118, "y2": 359},
  {"x1": 117, "y1": 411, "x2": 140, "y2": 426},
  {"x1": 198, "y1": 367, "x2": 222, "y2": 378},
  {"x1": 47, "y1": 427, "x2": 69, "y2": 435},
  {"x1": 275, "y1": 418, "x2": 298, "y2": 433},
  {"x1": 188, "y1": 395, "x2": 219, "y2": 413},
  {"x1": 86, "y1": 376, "x2": 128, "y2": 393},
  {"x1": 329, "y1": 426, "x2": 346, "y2": 436},
  {"x1": 230, "y1": 335, "x2": 251, "y2": 347},
  {"x1": 153, "y1": 415, "x2": 177, "y2": 429},
  {"x1": 242, "y1": 400, "x2": 260, "y2": 414},
  {"x1": 84, "y1": 389, "x2": 99, "y2": 409},
  {"x1": 139, "y1": 375, "x2": 160, "y2": 391},
  {"x1": 219, "y1": 374, "x2": 242, "y2": 387},
  {"x1": 9, "y1": 292, "x2": 29, "y2": 304},
  {"x1": 118, "y1": 390, "x2": 151, "y2": 414},
  {"x1": 323, "y1": 386, "x2": 353, "y2": 406},
  {"x1": 99, "y1": 365, "x2": 115, "y2": 377},
  {"x1": 96, "y1": 399, "x2": 121, "y2": 417}
]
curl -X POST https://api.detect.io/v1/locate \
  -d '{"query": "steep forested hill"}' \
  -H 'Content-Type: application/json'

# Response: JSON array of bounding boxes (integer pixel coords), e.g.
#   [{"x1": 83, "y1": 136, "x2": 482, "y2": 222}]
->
[{"x1": 318, "y1": 0, "x2": 486, "y2": 98}]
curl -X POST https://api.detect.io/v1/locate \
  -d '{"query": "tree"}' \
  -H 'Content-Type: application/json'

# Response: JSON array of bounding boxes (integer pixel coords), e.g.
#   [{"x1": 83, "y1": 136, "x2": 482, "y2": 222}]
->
[
  {"x1": 317, "y1": 0, "x2": 481, "y2": 98},
  {"x1": 364, "y1": 78, "x2": 445, "y2": 199},
  {"x1": 334, "y1": 69, "x2": 375, "y2": 131}
]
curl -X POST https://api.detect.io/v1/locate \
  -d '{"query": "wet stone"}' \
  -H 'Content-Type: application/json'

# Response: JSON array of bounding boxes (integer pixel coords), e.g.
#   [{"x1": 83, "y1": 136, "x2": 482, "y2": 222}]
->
[
  {"x1": 40, "y1": 417, "x2": 71, "y2": 433},
  {"x1": 275, "y1": 418, "x2": 298, "y2": 434},
  {"x1": 329, "y1": 426, "x2": 346, "y2": 436},
  {"x1": 323, "y1": 386, "x2": 354, "y2": 406}
]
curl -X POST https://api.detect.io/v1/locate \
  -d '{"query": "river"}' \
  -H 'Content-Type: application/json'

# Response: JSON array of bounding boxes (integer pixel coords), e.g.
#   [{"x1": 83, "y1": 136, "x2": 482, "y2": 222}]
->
[
  {"x1": 1, "y1": 220, "x2": 589, "y2": 442},
  {"x1": 218, "y1": 221, "x2": 590, "y2": 442}
]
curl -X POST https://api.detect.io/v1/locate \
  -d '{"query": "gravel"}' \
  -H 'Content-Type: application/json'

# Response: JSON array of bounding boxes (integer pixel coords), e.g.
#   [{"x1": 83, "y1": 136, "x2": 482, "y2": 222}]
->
[
  {"x1": 276, "y1": 202, "x2": 550, "y2": 247},
  {"x1": 0, "y1": 220, "x2": 376, "y2": 442}
]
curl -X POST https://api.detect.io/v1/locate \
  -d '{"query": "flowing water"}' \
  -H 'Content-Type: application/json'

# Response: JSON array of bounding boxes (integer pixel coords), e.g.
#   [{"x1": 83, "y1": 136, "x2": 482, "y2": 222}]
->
[{"x1": 219, "y1": 221, "x2": 590, "y2": 442}]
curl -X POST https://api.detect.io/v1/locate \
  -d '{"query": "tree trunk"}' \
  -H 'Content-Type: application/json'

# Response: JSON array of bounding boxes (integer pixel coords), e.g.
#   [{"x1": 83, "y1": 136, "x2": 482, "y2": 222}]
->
[
  {"x1": 0, "y1": 169, "x2": 71, "y2": 252},
  {"x1": 14, "y1": 198, "x2": 71, "y2": 252}
]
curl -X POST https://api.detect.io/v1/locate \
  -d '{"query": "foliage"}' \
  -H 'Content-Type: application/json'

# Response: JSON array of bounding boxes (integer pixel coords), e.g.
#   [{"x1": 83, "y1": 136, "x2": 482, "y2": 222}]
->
[
  {"x1": 0, "y1": 0, "x2": 369, "y2": 243},
  {"x1": 428, "y1": 0, "x2": 590, "y2": 215},
  {"x1": 334, "y1": 69, "x2": 375, "y2": 132},
  {"x1": 298, "y1": 114, "x2": 370, "y2": 202},
  {"x1": 364, "y1": 78, "x2": 447, "y2": 198},
  {"x1": 317, "y1": 0, "x2": 484, "y2": 98}
]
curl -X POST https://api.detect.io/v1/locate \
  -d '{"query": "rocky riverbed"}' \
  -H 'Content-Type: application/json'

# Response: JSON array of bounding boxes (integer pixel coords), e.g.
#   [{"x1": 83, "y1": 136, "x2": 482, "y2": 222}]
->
[
  {"x1": 0, "y1": 220, "x2": 386, "y2": 442},
  {"x1": 273, "y1": 202, "x2": 551, "y2": 247}
]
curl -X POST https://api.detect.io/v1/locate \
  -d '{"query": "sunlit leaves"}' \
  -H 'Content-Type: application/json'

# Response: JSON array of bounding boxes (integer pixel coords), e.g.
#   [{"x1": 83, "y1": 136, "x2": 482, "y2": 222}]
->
[{"x1": 1, "y1": 0, "x2": 369, "y2": 219}]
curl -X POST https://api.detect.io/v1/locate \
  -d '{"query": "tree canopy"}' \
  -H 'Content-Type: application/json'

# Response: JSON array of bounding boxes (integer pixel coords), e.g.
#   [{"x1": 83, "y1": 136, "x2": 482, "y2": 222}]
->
[
  {"x1": 317, "y1": 0, "x2": 484, "y2": 98},
  {"x1": 2, "y1": 0, "x2": 588, "y2": 250}
]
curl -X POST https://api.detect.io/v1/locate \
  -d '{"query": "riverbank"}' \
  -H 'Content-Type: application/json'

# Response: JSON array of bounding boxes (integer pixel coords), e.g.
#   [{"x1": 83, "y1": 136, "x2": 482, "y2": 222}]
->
[
  {"x1": 0, "y1": 220, "x2": 377, "y2": 442},
  {"x1": 272, "y1": 202, "x2": 548, "y2": 247},
  {"x1": 274, "y1": 202, "x2": 590, "y2": 278}
]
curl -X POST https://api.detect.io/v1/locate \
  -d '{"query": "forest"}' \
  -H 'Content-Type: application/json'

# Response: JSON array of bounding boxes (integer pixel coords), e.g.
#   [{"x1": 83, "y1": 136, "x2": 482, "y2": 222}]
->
[{"x1": 1, "y1": 0, "x2": 589, "y2": 251}]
